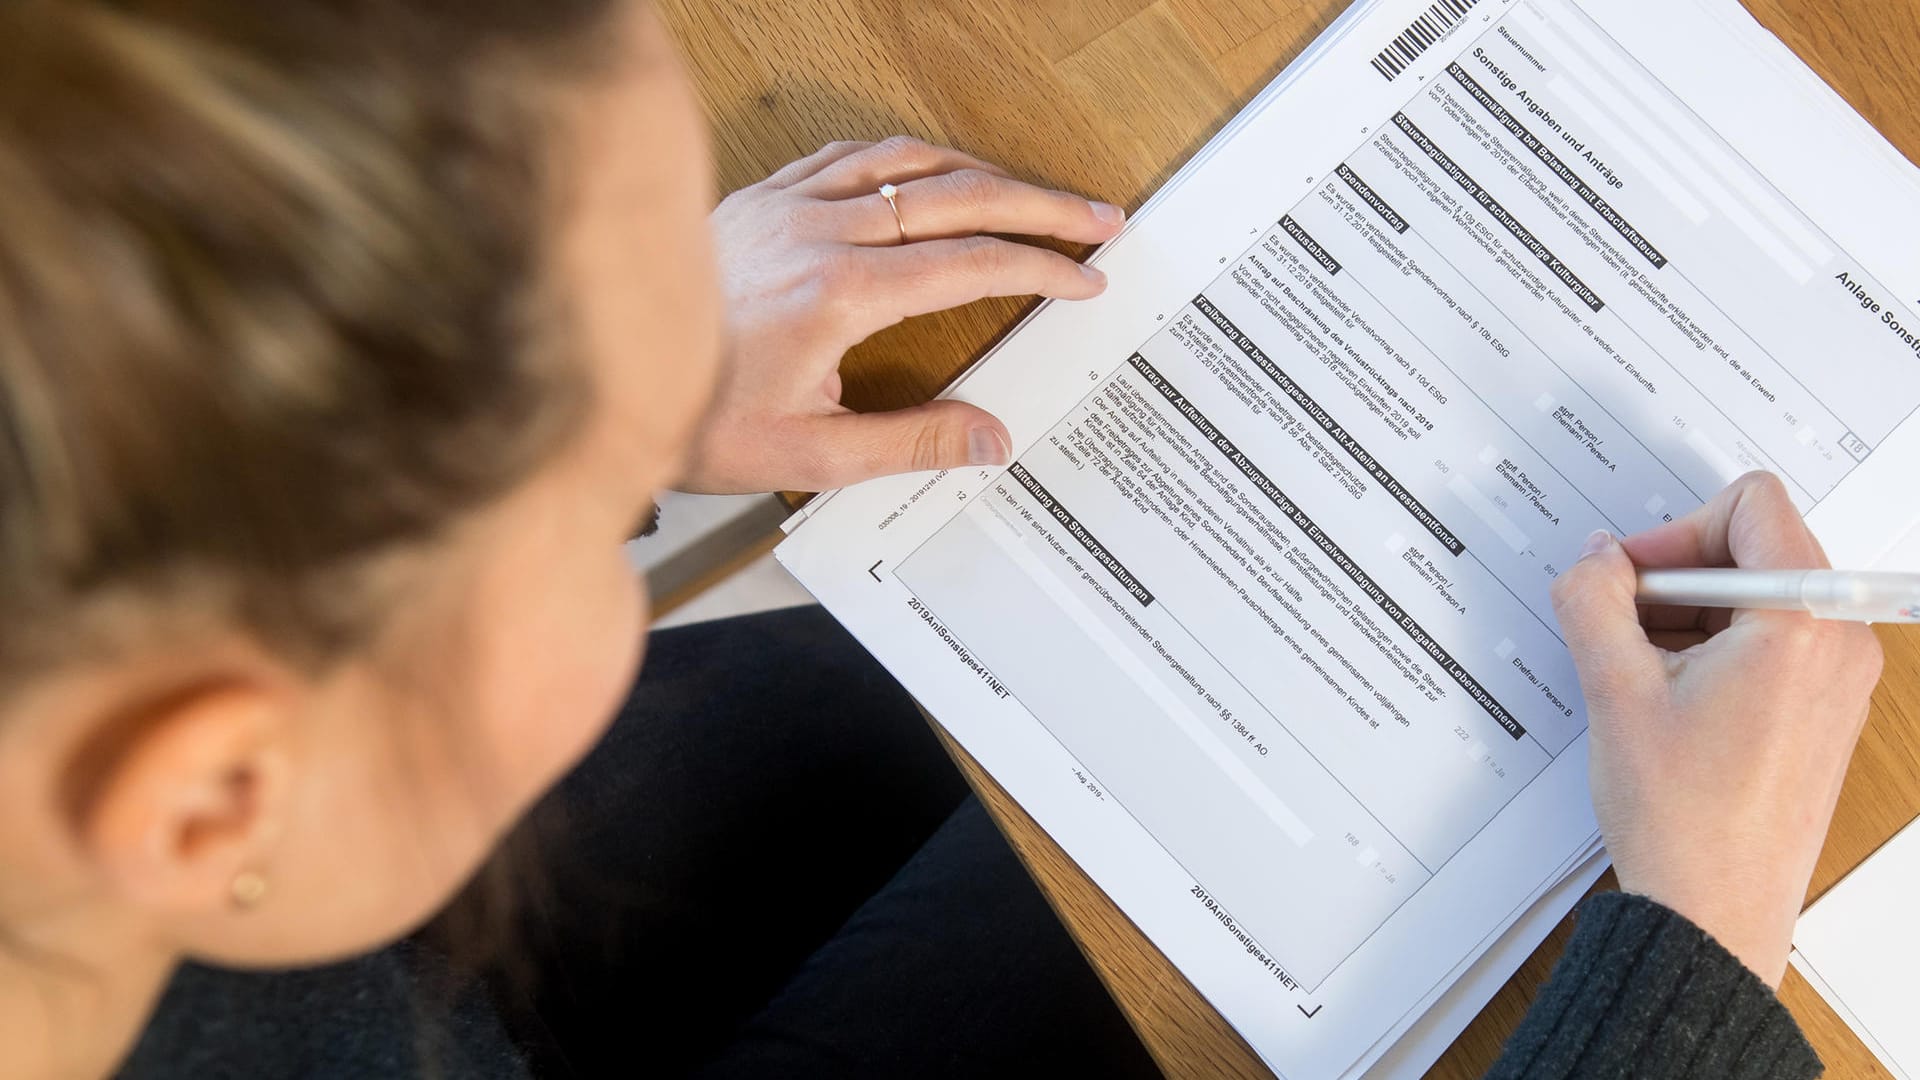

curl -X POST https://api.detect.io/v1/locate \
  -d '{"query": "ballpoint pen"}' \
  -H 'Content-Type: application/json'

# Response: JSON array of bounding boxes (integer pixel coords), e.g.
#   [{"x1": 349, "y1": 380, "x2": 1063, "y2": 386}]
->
[{"x1": 1635, "y1": 568, "x2": 1920, "y2": 623}]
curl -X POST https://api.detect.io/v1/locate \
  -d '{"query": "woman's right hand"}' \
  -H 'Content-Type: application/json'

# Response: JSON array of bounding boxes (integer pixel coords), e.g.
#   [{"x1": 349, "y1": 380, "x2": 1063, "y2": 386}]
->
[{"x1": 1549, "y1": 471, "x2": 1883, "y2": 988}]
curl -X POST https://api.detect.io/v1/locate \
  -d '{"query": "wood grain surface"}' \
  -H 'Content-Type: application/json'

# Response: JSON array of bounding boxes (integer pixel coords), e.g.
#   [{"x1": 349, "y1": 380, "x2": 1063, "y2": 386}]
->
[{"x1": 658, "y1": 1, "x2": 1920, "y2": 1075}]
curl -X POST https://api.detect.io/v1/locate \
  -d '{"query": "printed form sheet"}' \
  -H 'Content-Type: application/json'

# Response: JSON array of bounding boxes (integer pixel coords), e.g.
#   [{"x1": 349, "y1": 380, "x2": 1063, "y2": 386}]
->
[{"x1": 777, "y1": 1, "x2": 1920, "y2": 1075}]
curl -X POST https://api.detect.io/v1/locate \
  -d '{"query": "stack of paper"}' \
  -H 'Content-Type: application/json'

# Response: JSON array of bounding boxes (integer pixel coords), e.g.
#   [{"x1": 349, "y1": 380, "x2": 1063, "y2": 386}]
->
[
  {"x1": 776, "y1": 1, "x2": 1920, "y2": 1075},
  {"x1": 1792, "y1": 816, "x2": 1920, "y2": 1080}
]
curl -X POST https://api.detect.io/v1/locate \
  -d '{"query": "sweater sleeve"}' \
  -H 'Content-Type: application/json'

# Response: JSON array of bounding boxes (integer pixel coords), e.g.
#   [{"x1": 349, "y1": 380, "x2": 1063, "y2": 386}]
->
[{"x1": 1485, "y1": 891, "x2": 1822, "y2": 1080}]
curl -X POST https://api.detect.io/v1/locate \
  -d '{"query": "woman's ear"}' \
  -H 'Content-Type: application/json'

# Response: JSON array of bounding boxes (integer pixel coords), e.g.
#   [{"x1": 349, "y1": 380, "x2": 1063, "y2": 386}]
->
[{"x1": 66, "y1": 679, "x2": 294, "y2": 916}]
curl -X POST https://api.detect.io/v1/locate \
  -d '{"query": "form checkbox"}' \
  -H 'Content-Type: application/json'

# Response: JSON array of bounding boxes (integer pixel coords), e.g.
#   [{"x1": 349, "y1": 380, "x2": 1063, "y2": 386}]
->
[
  {"x1": 1384, "y1": 532, "x2": 1408, "y2": 554},
  {"x1": 1494, "y1": 638, "x2": 1516, "y2": 660},
  {"x1": 1478, "y1": 445, "x2": 1500, "y2": 465},
  {"x1": 1533, "y1": 393, "x2": 1557, "y2": 412},
  {"x1": 1645, "y1": 494, "x2": 1667, "y2": 517}
]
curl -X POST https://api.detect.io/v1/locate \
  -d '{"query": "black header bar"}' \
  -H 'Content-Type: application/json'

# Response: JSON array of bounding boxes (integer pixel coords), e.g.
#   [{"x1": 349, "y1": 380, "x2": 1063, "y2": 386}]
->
[
  {"x1": 1007, "y1": 461, "x2": 1155, "y2": 607},
  {"x1": 1280, "y1": 215, "x2": 1343, "y2": 276},
  {"x1": 1447, "y1": 62, "x2": 1667, "y2": 270},
  {"x1": 1335, "y1": 162, "x2": 1410, "y2": 235},
  {"x1": 1191, "y1": 294, "x2": 1466, "y2": 557},
  {"x1": 1127, "y1": 354, "x2": 1525, "y2": 740},
  {"x1": 1391, "y1": 111, "x2": 1606, "y2": 313}
]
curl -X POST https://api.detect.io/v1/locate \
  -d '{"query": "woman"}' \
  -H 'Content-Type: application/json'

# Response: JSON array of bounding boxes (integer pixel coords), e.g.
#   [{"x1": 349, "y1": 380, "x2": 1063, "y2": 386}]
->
[{"x1": 0, "y1": 1, "x2": 1878, "y2": 1076}]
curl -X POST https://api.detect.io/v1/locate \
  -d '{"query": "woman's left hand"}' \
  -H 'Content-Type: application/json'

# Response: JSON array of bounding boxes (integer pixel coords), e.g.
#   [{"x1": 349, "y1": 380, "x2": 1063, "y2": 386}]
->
[{"x1": 678, "y1": 136, "x2": 1126, "y2": 494}]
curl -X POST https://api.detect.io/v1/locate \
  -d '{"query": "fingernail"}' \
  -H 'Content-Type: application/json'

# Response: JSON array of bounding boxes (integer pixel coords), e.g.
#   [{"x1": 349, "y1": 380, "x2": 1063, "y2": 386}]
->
[
  {"x1": 1578, "y1": 529, "x2": 1615, "y2": 560},
  {"x1": 1080, "y1": 264, "x2": 1108, "y2": 287},
  {"x1": 1090, "y1": 201, "x2": 1126, "y2": 226},
  {"x1": 968, "y1": 427, "x2": 1011, "y2": 467}
]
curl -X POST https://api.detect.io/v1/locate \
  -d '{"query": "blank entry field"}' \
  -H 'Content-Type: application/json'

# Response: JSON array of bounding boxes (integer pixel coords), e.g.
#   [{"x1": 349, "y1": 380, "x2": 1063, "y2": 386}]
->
[
  {"x1": 1448, "y1": 474, "x2": 1531, "y2": 553},
  {"x1": 1684, "y1": 429, "x2": 1746, "y2": 484}
]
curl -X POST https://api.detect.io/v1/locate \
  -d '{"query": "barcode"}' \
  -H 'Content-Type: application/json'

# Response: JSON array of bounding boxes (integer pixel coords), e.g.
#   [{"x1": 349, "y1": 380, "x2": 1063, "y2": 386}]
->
[{"x1": 1371, "y1": 0, "x2": 1482, "y2": 82}]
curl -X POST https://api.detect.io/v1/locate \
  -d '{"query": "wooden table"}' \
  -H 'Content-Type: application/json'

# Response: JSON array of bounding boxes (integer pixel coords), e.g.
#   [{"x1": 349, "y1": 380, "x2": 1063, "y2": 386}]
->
[{"x1": 660, "y1": 1, "x2": 1920, "y2": 1075}]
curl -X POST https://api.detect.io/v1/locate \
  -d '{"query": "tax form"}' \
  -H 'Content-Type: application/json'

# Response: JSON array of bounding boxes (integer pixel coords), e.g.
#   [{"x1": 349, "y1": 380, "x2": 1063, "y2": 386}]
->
[{"x1": 777, "y1": 0, "x2": 1920, "y2": 1075}]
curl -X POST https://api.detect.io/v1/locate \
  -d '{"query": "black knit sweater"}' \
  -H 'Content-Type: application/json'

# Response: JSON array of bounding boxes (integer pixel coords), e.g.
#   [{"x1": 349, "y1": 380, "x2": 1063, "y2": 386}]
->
[
  {"x1": 1487, "y1": 891, "x2": 1821, "y2": 1079},
  {"x1": 120, "y1": 892, "x2": 1820, "y2": 1078}
]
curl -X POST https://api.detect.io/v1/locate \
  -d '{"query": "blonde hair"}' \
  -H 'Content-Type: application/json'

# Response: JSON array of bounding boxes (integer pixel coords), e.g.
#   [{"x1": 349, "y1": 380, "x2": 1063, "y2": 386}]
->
[{"x1": 0, "y1": 0, "x2": 622, "y2": 679}]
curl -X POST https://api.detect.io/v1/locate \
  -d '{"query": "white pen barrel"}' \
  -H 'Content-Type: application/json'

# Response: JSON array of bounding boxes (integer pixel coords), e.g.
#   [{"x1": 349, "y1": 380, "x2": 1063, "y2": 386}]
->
[
  {"x1": 1635, "y1": 568, "x2": 1809, "y2": 611},
  {"x1": 1800, "y1": 571, "x2": 1920, "y2": 621},
  {"x1": 1636, "y1": 568, "x2": 1920, "y2": 622},
  {"x1": 1800, "y1": 572, "x2": 1865, "y2": 619}
]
